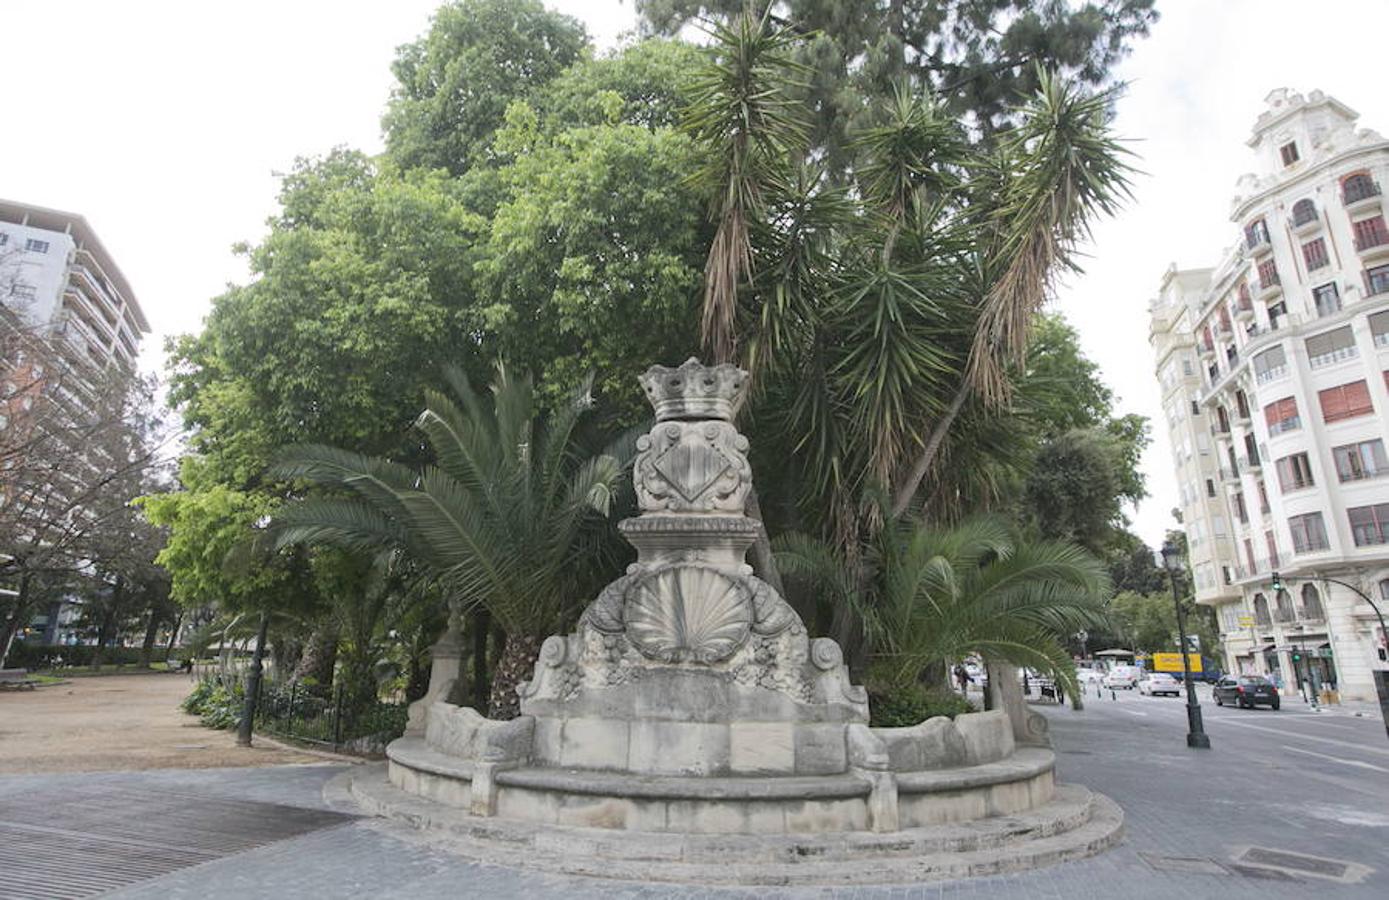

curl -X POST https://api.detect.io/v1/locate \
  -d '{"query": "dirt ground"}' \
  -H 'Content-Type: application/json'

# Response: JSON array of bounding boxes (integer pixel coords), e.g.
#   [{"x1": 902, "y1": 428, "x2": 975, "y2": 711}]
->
[{"x1": 0, "y1": 672, "x2": 323, "y2": 774}]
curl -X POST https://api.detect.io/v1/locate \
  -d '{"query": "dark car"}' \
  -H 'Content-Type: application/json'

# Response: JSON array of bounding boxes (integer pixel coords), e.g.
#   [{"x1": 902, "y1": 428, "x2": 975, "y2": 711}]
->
[{"x1": 1213, "y1": 674, "x2": 1280, "y2": 710}]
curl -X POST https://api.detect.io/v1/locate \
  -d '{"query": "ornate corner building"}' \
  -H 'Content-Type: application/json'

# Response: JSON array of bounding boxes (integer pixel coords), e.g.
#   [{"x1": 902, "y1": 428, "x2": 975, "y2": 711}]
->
[{"x1": 1151, "y1": 89, "x2": 1389, "y2": 703}]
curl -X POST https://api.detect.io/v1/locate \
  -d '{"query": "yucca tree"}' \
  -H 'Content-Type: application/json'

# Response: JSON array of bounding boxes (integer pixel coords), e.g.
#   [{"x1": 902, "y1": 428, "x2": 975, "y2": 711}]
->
[
  {"x1": 270, "y1": 365, "x2": 624, "y2": 719},
  {"x1": 775, "y1": 516, "x2": 1112, "y2": 699}
]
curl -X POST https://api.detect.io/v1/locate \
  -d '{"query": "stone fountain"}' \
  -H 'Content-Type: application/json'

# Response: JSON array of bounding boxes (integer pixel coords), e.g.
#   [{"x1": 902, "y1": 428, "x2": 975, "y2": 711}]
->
[{"x1": 341, "y1": 359, "x2": 1122, "y2": 885}]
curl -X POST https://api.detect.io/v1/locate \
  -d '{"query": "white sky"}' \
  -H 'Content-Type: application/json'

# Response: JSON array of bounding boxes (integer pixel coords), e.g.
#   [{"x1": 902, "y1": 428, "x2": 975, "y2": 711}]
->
[{"x1": 5, "y1": 0, "x2": 1388, "y2": 550}]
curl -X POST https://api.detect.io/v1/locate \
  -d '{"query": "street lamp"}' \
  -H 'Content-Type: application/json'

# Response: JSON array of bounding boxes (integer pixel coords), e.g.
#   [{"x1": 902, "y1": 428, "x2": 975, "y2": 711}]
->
[
  {"x1": 1273, "y1": 571, "x2": 1389, "y2": 743},
  {"x1": 1161, "y1": 540, "x2": 1211, "y2": 749}
]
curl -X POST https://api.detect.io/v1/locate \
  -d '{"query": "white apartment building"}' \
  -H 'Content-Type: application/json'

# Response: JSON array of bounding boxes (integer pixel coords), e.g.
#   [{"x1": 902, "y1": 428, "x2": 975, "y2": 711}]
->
[
  {"x1": 1150, "y1": 89, "x2": 1389, "y2": 705},
  {"x1": 0, "y1": 198, "x2": 147, "y2": 368}
]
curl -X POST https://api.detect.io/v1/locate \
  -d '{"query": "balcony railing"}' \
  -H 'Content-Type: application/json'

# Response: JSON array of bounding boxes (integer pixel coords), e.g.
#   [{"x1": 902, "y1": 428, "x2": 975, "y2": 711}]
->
[
  {"x1": 1267, "y1": 415, "x2": 1301, "y2": 436},
  {"x1": 1354, "y1": 226, "x2": 1389, "y2": 253},
  {"x1": 1373, "y1": 331, "x2": 1389, "y2": 348},
  {"x1": 1274, "y1": 609, "x2": 1296, "y2": 624},
  {"x1": 1242, "y1": 453, "x2": 1262, "y2": 471},
  {"x1": 1255, "y1": 364, "x2": 1288, "y2": 385},
  {"x1": 1219, "y1": 465, "x2": 1241, "y2": 483},
  {"x1": 1308, "y1": 345, "x2": 1358, "y2": 369},
  {"x1": 1298, "y1": 607, "x2": 1325, "y2": 622}
]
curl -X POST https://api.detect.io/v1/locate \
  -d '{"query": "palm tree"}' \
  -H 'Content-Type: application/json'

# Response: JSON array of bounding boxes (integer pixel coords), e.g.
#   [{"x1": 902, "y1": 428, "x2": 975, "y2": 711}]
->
[
  {"x1": 775, "y1": 516, "x2": 1112, "y2": 699},
  {"x1": 269, "y1": 364, "x2": 624, "y2": 719}
]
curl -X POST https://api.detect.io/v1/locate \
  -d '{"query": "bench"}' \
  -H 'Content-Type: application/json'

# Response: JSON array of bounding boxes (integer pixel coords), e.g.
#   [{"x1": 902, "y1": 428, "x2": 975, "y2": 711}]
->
[{"x1": 0, "y1": 668, "x2": 37, "y2": 691}]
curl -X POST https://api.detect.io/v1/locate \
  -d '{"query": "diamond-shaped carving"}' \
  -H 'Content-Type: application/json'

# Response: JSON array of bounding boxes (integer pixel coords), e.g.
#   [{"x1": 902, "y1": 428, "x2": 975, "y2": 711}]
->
[{"x1": 652, "y1": 442, "x2": 732, "y2": 503}]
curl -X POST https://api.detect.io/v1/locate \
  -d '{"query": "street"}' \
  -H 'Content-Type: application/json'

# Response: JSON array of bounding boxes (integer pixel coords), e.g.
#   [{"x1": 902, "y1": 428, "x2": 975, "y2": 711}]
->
[{"x1": 2, "y1": 679, "x2": 1387, "y2": 898}]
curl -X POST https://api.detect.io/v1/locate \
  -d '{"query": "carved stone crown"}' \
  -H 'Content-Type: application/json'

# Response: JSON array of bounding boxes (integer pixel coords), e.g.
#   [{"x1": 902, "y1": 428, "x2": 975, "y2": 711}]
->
[{"x1": 640, "y1": 358, "x2": 748, "y2": 422}]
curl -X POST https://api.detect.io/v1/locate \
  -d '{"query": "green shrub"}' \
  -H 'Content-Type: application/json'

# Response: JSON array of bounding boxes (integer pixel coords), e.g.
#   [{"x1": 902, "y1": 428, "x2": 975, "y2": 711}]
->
[
  {"x1": 182, "y1": 679, "x2": 243, "y2": 729},
  {"x1": 868, "y1": 686, "x2": 974, "y2": 727}
]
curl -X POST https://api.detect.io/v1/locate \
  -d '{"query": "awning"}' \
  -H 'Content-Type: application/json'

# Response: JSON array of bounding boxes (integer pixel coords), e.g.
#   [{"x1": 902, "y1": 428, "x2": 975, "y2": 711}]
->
[{"x1": 1094, "y1": 649, "x2": 1134, "y2": 657}]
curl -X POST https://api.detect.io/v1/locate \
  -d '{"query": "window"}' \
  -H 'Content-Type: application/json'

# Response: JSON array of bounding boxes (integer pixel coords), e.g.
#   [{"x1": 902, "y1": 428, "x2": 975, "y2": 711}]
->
[
  {"x1": 1257, "y1": 259, "x2": 1279, "y2": 289},
  {"x1": 1305, "y1": 326, "x2": 1357, "y2": 368},
  {"x1": 1372, "y1": 311, "x2": 1389, "y2": 348},
  {"x1": 1253, "y1": 346, "x2": 1287, "y2": 384},
  {"x1": 1236, "y1": 390, "x2": 1251, "y2": 420},
  {"x1": 1354, "y1": 216, "x2": 1389, "y2": 251},
  {"x1": 0, "y1": 232, "x2": 8, "y2": 246},
  {"x1": 1254, "y1": 593, "x2": 1272, "y2": 627},
  {"x1": 1190, "y1": 400, "x2": 1201, "y2": 416},
  {"x1": 1222, "y1": 605, "x2": 1240, "y2": 631},
  {"x1": 1367, "y1": 264, "x2": 1389, "y2": 296},
  {"x1": 1218, "y1": 306, "x2": 1232, "y2": 332},
  {"x1": 1332, "y1": 439, "x2": 1388, "y2": 482},
  {"x1": 9, "y1": 283, "x2": 36, "y2": 300},
  {"x1": 1275, "y1": 452, "x2": 1314, "y2": 492},
  {"x1": 1301, "y1": 584, "x2": 1324, "y2": 619},
  {"x1": 1263, "y1": 396, "x2": 1301, "y2": 434},
  {"x1": 1205, "y1": 478, "x2": 1216, "y2": 498},
  {"x1": 1289, "y1": 512, "x2": 1330, "y2": 553},
  {"x1": 1291, "y1": 198, "x2": 1318, "y2": 227},
  {"x1": 1302, "y1": 237, "x2": 1330, "y2": 270},
  {"x1": 1257, "y1": 480, "x2": 1271, "y2": 514},
  {"x1": 1266, "y1": 530, "x2": 1281, "y2": 566},
  {"x1": 1280, "y1": 142, "x2": 1300, "y2": 166},
  {"x1": 1312, "y1": 282, "x2": 1341, "y2": 317},
  {"x1": 1344, "y1": 172, "x2": 1380, "y2": 205},
  {"x1": 1318, "y1": 380, "x2": 1374, "y2": 423},
  {"x1": 24, "y1": 238, "x2": 49, "y2": 253},
  {"x1": 1246, "y1": 218, "x2": 1271, "y2": 250},
  {"x1": 1234, "y1": 492, "x2": 1248, "y2": 523},
  {"x1": 1348, "y1": 503, "x2": 1389, "y2": 546},
  {"x1": 1274, "y1": 589, "x2": 1296, "y2": 622},
  {"x1": 1216, "y1": 406, "x2": 1231, "y2": 433}
]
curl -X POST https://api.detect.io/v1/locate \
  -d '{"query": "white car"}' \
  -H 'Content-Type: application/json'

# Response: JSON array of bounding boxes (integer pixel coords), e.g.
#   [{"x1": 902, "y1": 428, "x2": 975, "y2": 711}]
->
[
  {"x1": 1102, "y1": 666, "x2": 1140, "y2": 689},
  {"x1": 1076, "y1": 667, "x2": 1106, "y2": 686},
  {"x1": 1137, "y1": 672, "x2": 1182, "y2": 697}
]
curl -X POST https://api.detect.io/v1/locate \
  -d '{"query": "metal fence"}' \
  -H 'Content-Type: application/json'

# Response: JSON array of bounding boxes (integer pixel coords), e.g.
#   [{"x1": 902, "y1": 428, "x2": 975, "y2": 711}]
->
[{"x1": 254, "y1": 678, "x2": 408, "y2": 754}]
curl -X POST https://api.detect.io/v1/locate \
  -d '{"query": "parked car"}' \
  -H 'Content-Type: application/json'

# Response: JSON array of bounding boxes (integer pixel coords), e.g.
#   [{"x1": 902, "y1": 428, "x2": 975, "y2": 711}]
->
[
  {"x1": 1213, "y1": 674, "x2": 1280, "y2": 710},
  {"x1": 1137, "y1": 672, "x2": 1181, "y2": 697},
  {"x1": 1103, "y1": 665, "x2": 1140, "y2": 689},
  {"x1": 1076, "y1": 665, "x2": 1106, "y2": 686}
]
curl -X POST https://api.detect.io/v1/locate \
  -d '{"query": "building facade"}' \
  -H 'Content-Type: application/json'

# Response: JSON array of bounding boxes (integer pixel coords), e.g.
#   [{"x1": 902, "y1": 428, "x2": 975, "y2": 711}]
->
[
  {"x1": 1, "y1": 198, "x2": 148, "y2": 368},
  {"x1": 1150, "y1": 89, "x2": 1389, "y2": 704}
]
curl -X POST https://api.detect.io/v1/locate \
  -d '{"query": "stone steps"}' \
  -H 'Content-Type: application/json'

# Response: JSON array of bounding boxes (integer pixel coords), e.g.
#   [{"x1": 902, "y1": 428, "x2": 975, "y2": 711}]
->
[{"x1": 331, "y1": 766, "x2": 1124, "y2": 886}]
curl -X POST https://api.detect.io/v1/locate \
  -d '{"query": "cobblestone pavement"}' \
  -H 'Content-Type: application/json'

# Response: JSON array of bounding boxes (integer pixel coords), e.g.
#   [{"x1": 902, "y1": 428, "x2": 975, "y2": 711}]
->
[{"x1": 2, "y1": 685, "x2": 1386, "y2": 898}]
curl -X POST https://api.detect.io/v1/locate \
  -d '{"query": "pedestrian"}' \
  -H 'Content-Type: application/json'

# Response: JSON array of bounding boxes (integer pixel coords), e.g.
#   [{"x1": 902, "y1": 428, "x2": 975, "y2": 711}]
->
[{"x1": 954, "y1": 664, "x2": 969, "y2": 694}]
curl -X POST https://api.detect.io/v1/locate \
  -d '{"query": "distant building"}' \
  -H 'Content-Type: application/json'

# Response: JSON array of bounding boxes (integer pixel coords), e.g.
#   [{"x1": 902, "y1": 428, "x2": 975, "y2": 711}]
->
[
  {"x1": 0, "y1": 198, "x2": 148, "y2": 368},
  {"x1": 1150, "y1": 89, "x2": 1389, "y2": 704},
  {"x1": 1, "y1": 199, "x2": 149, "y2": 650}
]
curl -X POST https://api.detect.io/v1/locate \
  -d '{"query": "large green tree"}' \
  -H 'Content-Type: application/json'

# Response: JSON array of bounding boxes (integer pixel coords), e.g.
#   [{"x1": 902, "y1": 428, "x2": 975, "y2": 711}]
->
[{"x1": 640, "y1": 0, "x2": 1157, "y2": 162}]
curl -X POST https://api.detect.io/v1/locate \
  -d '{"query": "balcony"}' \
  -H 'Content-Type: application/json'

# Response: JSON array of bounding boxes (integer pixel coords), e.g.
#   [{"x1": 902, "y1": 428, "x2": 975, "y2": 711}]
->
[
  {"x1": 1344, "y1": 177, "x2": 1382, "y2": 213},
  {"x1": 1255, "y1": 363, "x2": 1288, "y2": 385},
  {"x1": 1246, "y1": 231, "x2": 1273, "y2": 257},
  {"x1": 1309, "y1": 345, "x2": 1359, "y2": 369},
  {"x1": 1291, "y1": 205, "x2": 1321, "y2": 235},
  {"x1": 1274, "y1": 609, "x2": 1296, "y2": 624},
  {"x1": 1374, "y1": 331, "x2": 1389, "y2": 349},
  {"x1": 1257, "y1": 275, "x2": 1282, "y2": 301},
  {"x1": 1234, "y1": 302, "x2": 1254, "y2": 322},
  {"x1": 68, "y1": 266, "x2": 121, "y2": 327},
  {"x1": 1198, "y1": 339, "x2": 1216, "y2": 359},
  {"x1": 1267, "y1": 415, "x2": 1300, "y2": 436},
  {"x1": 1219, "y1": 465, "x2": 1241, "y2": 483},
  {"x1": 1298, "y1": 607, "x2": 1325, "y2": 623},
  {"x1": 1355, "y1": 229, "x2": 1389, "y2": 261},
  {"x1": 1242, "y1": 453, "x2": 1262, "y2": 472}
]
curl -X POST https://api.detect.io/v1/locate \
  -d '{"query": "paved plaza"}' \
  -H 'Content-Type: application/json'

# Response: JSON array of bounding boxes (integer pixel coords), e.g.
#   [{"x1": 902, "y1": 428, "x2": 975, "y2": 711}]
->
[{"x1": 2, "y1": 680, "x2": 1386, "y2": 898}]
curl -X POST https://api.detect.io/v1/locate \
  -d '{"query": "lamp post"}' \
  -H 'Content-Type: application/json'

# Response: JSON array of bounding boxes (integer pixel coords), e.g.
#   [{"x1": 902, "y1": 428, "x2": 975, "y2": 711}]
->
[
  {"x1": 1273, "y1": 571, "x2": 1389, "y2": 743},
  {"x1": 1161, "y1": 540, "x2": 1211, "y2": 749},
  {"x1": 236, "y1": 611, "x2": 270, "y2": 747}
]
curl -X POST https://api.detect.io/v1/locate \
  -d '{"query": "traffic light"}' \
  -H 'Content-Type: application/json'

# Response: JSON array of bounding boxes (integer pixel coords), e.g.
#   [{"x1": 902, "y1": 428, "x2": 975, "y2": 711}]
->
[
  {"x1": 1270, "y1": 571, "x2": 1284, "y2": 592},
  {"x1": 1291, "y1": 651, "x2": 1301, "y2": 662}
]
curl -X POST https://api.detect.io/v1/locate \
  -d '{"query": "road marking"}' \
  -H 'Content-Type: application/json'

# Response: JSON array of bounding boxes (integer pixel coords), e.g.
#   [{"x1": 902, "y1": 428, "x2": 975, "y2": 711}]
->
[
  {"x1": 1218, "y1": 719, "x2": 1389, "y2": 757},
  {"x1": 1121, "y1": 709, "x2": 1148, "y2": 717},
  {"x1": 1281, "y1": 745, "x2": 1389, "y2": 773}
]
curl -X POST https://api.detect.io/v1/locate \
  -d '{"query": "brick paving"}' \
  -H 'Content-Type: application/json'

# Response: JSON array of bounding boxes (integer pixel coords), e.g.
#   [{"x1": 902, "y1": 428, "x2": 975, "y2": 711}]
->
[{"x1": 2, "y1": 686, "x2": 1385, "y2": 898}]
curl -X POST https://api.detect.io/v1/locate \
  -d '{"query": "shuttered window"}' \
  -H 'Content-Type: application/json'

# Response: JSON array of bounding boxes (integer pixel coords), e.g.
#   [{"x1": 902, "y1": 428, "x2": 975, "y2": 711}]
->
[
  {"x1": 1318, "y1": 380, "x2": 1374, "y2": 423},
  {"x1": 1305, "y1": 326, "x2": 1357, "y2": 368},
  {"x1": 1353, "y1": 215, "x2": 1389, "y2": 250},
  {"x1": 1258, "y1": 259, "x2": 1279, "y2": 288},
  {"x1": 1275, "y1": 452, "x2": 1314, "y2": 492},
  {"x1": 1302, "y1": 237, "x2": 1330, "y2": 270},
  {"x1": 1253, "y1": 345, "x2": 1287, "y2": 383},
  {"x1": 1371, "y1": 310, "x2": 1389, "y2": 347},
  {"x1": 1264, "y1": 396, "x2": 1300, "y2": 434}
]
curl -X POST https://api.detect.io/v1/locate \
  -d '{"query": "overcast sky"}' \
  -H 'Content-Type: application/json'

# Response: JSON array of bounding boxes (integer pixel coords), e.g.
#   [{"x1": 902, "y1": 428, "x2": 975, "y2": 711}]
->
[{"x1": 5, "y1": 0, "x2": 1389, "y2": 549}]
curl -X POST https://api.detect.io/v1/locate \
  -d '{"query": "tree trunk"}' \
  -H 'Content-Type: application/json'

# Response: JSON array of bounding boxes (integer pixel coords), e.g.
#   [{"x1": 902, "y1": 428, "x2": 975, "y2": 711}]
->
[
  {"x1": 91, "y1": 575, "x2": 123, "y2": 670},
  {"x1": 891, "y1": 385, "x2": 972, "y2": 519},
  {"x1": 487, "y1": 633, "x2": 543, "y2": 720},
  {"x1": 162, "y1": 611, "x2": 183, "y2": 663},
  {"x1": 470, "y1": 608, "x2": 490, "y2": 710},
  {"x1": 293, "y1": 622, "x2": 340, "y2": 697},
  {"x1": 0, "y1": 570, "x2": 30, "y2": 669},
  {"x1": 138, "y1": 605, "x2": 161, "y2": 668}
]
